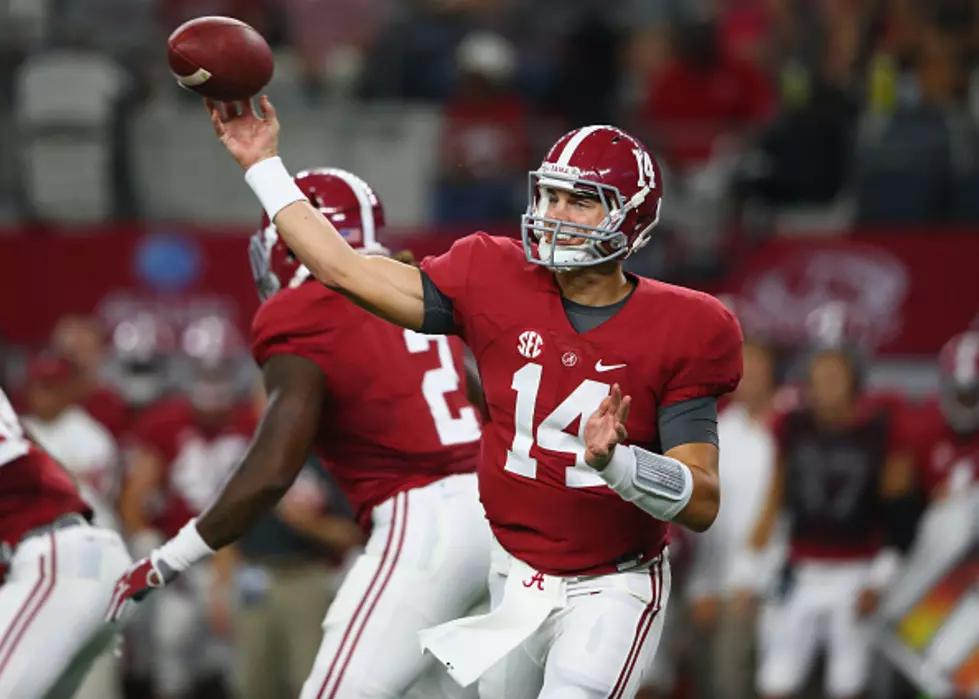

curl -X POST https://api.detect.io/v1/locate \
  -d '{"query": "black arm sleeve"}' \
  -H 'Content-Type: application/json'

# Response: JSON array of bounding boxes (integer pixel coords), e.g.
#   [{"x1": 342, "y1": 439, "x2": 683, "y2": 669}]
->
[
  {"x1": 657, "y1": 397, "x2": 719, "y2": 452},
  {"x1": 419, "y1": 271, "x2": 457, "y2": 335}
]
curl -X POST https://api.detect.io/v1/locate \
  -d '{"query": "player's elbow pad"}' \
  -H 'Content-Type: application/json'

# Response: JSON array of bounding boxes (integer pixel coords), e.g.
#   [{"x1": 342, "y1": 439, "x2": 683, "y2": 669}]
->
[{"x1": 596, "y1": 445, "x2": 693, "y2": 521}]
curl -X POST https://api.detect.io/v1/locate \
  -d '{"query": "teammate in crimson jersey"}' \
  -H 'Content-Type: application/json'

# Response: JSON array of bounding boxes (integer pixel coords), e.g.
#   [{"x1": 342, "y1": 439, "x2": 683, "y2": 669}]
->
[
  {"x1": 0, "y1": 388, "x2": 132, "y2": 699},
  {"x1": 124, "y1": 396, "x2": 256, "y2": 540},
  {"x1": 250, "y1": 178, "x2": 483, "y2": 522},
  {"x1": 197, "y1": 98, "x2": 742, "y2": 699},
  {"x1": 120, "y1": 315, "x2": 256, "y2": 546},
  {"x1": 118, "y1": 317, "x2": 256, "y2": 699},
  {"x1": 50, "y1": 314, "x2": 133, "y2": 441},
  {"x1": 109, "y1": 168, "x2": 490, "y2": 699},
  {"x1": 910, "y1": 331, "x2": 979, "y2": 500},
  {"x1": 731, "y1": 342, "x2": 918, "y2": 699}
]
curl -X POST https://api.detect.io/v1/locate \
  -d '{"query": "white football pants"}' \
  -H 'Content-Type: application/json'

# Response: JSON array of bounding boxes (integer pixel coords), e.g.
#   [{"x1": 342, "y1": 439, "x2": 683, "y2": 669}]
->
[
  {"x1": 480, "y1": 539, "x2": 672, "y2": 699},
  {"x1": 0, "y1": 523, "x2": 131, "y2": 699},
  {"x1": 300, "y1": 472, "x2": 491, "y2": 699}
]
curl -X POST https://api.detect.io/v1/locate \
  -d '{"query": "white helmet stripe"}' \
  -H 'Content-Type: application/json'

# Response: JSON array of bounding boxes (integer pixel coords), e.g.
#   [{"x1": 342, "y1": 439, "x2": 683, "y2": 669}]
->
[
  {"x1": 319, "y1": 168, "x2": 377, "y2": 249},
  {"x1": 556, "y1": 125, "x2": 606, "y2": 166},
  {"x1": 289, "y1": 265, "x2": 312, "y2": 289}
]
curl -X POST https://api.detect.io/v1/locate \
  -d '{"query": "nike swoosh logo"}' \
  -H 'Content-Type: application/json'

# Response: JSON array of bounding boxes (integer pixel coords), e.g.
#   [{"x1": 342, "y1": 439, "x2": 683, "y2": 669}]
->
[{"x1": 595, "y1": 360, "x2": 627, "y2": 372}]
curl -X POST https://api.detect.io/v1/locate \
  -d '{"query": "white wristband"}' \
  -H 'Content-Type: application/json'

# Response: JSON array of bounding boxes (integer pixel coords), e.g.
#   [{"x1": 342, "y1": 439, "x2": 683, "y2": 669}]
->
[
  {"x1": 244, "y1": 156, "x2": 307, "y2": 221},
  {"x1": 154, "y1": 519, "x2": 216, "y2": 573},
  {"x1": 597, "y1": 445, "x2": 694, "y2": 521}
]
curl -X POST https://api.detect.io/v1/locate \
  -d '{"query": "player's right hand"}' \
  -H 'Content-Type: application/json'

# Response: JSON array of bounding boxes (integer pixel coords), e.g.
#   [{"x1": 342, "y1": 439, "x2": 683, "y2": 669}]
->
[
  {"x1": 206, "y1": 95, "x2": 280, "y2": 171},
  {"x1": 104, "y1": 554, "x2": 179, "y2": 622}
]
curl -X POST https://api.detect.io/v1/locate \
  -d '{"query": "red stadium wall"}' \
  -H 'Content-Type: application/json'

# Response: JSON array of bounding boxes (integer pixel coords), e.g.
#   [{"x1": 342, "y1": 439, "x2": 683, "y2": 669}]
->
[{"x1": 1, "y1": 226, "x2": 976, "y2": 355}]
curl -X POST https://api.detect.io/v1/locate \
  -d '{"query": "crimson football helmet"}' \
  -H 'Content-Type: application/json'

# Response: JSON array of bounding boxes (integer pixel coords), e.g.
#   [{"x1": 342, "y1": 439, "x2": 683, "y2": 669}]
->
[
  {"x1": 249, "y1": 168, "x2": 388, "y2": 300},
  {"x1": 799, "y1": 301, "x2": 868, "y2": 393},
  {"x1": 805, "y1": 301, "x2": 863, "y2": 350},
  {"x1": 938, "y1": 331, "x2": 979, "y2": 434},
  {"x1": 180, "y1": 315, "x2": 245, "y2": 414},
  {"x1": 109, "y1": 312, "x2": 176, "y2": 407},
  {"x1": 522, "y1": 125, "x2": 663, "y2": 269}
]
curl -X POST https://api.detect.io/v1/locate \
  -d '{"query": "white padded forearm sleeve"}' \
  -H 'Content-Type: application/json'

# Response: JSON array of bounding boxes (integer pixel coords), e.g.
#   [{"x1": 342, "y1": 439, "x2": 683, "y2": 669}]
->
[{"x1": 597, "y1": 445, "x2": 694, "y2": 521}]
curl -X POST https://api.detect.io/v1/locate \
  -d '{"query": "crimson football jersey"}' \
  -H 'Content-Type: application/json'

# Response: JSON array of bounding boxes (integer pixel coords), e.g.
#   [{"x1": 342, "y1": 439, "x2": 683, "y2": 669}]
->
[
  {"x1": 908, "y1": 399, "x2": 979, "y2": 498},
  {"x1": 132, "y1": 397, "x2": 255, "y2": 538},
  {"x1": 82, "y1": 385, "x2": 132, "y2": 441},
  {"x1": 420, "y1": 233, "x2": 743, "y2": 575},
  {"x1": 773, "y1": 403, "x2": 907, "y2": 562},
  {"x1": 0, "y1": 389, "x2": 91, "y2": 547},
  {"x1": 250, "y1": 282, "x2": 481, "y2": 524}
]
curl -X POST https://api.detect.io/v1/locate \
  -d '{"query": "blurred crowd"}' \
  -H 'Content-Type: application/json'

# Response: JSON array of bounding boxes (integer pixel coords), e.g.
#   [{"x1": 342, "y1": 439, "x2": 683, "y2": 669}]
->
[
  {"x1": 3, "y1": 0, "x2": 979, "y2": 277},
  {"x1": 2, "y1": 298, "x2": 977, "y2": 699}
]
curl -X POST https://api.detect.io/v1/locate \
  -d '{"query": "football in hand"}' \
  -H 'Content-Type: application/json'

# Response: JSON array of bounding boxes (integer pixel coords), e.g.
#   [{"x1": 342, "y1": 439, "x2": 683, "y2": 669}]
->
[{"x1": 167, "y1": 16, "x2": 273, "y2": 101}]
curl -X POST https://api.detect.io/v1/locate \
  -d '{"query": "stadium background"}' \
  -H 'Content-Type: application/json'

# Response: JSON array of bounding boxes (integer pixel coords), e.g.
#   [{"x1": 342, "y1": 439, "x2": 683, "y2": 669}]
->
[{"x1": 0, "y1": 0, "x2": 977, "y2": 698}]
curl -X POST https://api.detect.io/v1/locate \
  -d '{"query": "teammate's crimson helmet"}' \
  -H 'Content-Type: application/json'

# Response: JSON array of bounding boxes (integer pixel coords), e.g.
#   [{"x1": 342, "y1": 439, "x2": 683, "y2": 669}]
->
[
  {"x1": 802, "y1": 301, "x2": 868, "y2": 392},
  {"x1": 249, "y1": 168, "x2": 387, "y2": 300},
  {"x1": 109, "y1": 312, "x2": 176, "y2": 407},
  {"x1": 180, "y1": 315, "x2": 244, "y2": 413},
  {"x1": 938, "y1": 331, "x2": 979, "y2": 434},
  {"x1": 521, "y1": 125, "x2": 663, "y2": 269},
  {"x1": 181, "y1": 315, "x2": 243, "y2": 366}
]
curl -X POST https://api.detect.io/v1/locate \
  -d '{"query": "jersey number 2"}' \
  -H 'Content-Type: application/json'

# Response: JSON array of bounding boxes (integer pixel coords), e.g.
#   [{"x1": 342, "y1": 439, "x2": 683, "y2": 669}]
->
[
  {"x1": 404, "y1": 330, "x2": 481, "y2": 447},
  {"x1": 504, "y1": 363, "x2": 607, "y2": 488}
]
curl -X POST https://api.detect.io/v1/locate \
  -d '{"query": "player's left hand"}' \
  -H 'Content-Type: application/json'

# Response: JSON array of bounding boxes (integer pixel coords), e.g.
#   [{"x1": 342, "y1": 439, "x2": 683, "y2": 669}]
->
[
  {"x1": 104, "y1": 554, "x2": 179, "y2": 622},
  {"x1": 584, "y1": 383, "x2": 631, "y2": 471},
  {"x1": 855, "y1": 586, "x2": 881, "y2": 617}
]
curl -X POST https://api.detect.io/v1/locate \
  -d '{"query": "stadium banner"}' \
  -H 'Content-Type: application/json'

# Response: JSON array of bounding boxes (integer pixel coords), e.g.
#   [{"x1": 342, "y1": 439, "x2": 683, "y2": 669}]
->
[
  {"x1": 1, "y1": 226, "x2": 978, "y2": 354},
  {"x1": 707, "y1": 231, "x2": 979, "y2": 356}
]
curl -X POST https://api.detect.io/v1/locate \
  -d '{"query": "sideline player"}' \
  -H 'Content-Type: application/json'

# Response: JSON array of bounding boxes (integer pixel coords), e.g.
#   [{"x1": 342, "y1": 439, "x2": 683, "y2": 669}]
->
[
  {"x1": 198, "y1": 97, "x2": 743, "y2": 699},
  {"x1": 119, "y1": 318, "x2": 255, "y2": 699},
  {"x1": 732, "y1": 341, "x2": 917, "y2": 699},
  {"x1": 108, "y1": 168, "x2": 491, "y2": 699},
  {"x1": 911, "y1": 331, "x2": 979, "y2": 501},
  {"x1": 0, "y1": 387, "x2": 132, "y2": 699}
]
